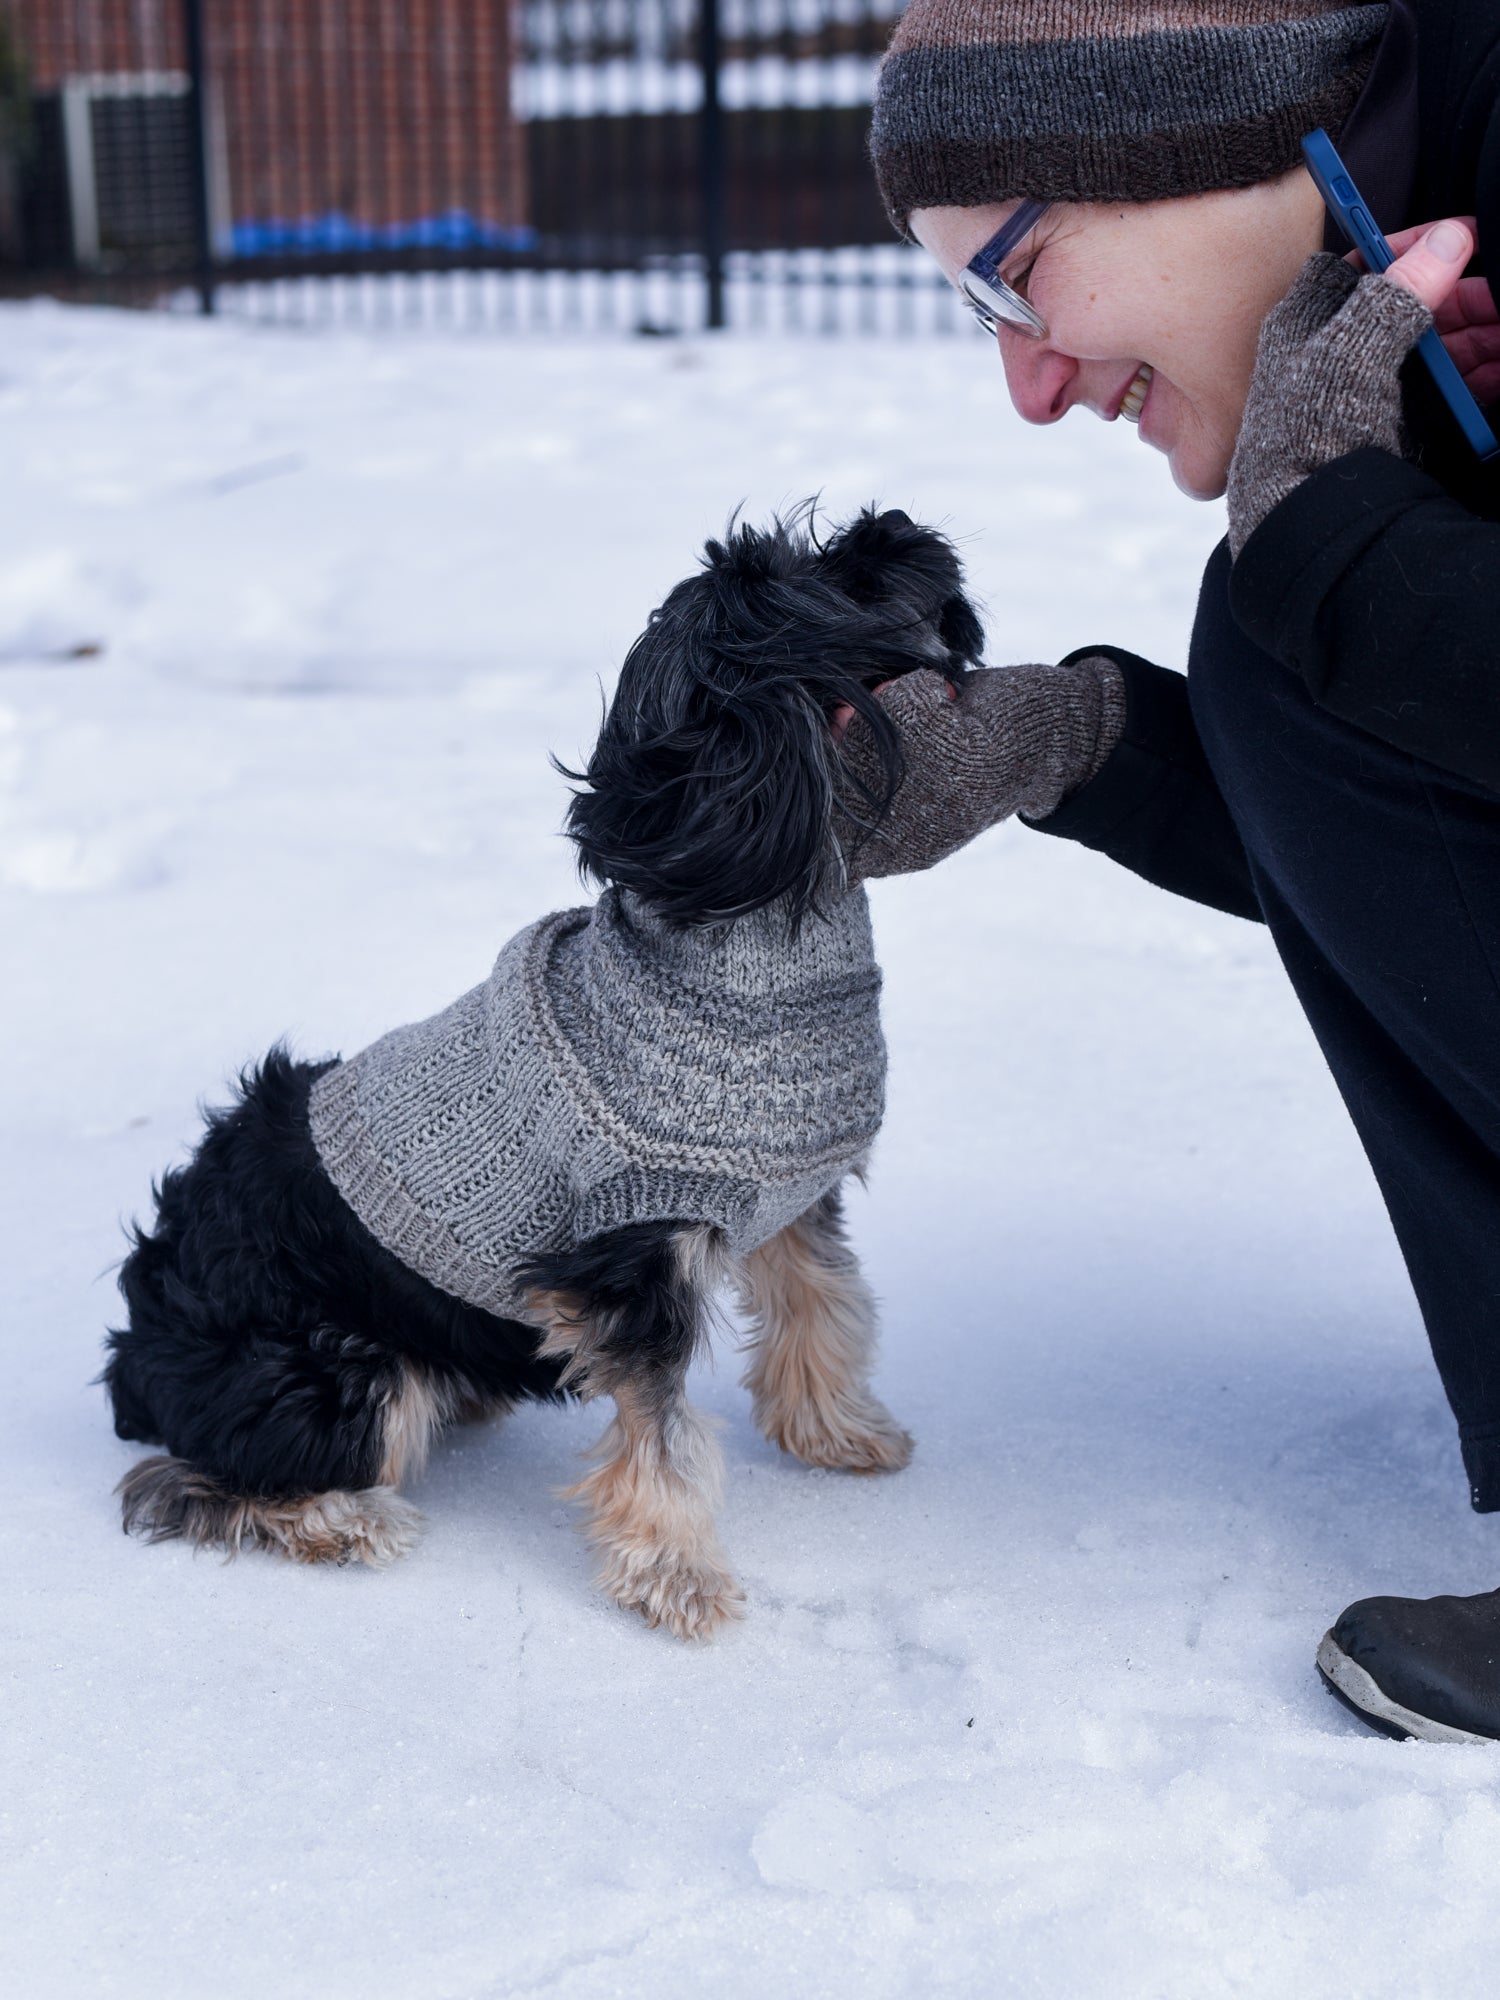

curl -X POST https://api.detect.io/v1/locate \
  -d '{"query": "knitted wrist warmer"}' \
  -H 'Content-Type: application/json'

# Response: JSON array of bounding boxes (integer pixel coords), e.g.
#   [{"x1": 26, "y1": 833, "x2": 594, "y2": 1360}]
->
[
  {"x1": 834, "y1": 655, "x2": 1125, "y2": 885},
  {"x1": 1227, "y1": 251, "x2": 1432, "y2": 556}
]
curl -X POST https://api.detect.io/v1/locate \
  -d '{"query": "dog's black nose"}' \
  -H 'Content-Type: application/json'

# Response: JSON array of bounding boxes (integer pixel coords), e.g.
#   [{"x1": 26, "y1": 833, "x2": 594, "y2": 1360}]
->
[{"x1": 878, "y1": 509, "x2": 913, "y2": 531}]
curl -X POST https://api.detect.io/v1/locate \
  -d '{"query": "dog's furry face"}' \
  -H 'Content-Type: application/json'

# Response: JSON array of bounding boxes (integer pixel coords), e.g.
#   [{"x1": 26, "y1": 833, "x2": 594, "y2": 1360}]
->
[{"x1": 564, "y1": 508, "x2": 985, "y2": 928}]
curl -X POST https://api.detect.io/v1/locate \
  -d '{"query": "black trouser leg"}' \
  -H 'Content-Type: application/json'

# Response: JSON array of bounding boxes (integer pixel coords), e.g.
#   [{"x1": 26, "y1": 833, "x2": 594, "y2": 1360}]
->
[{"x1": 1192, "y1": 589, "x2": 1500, "y2": 1509}]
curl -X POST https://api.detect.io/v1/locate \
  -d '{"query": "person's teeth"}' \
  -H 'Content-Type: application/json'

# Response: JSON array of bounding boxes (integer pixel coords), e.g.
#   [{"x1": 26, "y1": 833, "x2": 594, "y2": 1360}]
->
[{"x1": 1120, "y1": 364, "x2": 1154, "y2": 424}]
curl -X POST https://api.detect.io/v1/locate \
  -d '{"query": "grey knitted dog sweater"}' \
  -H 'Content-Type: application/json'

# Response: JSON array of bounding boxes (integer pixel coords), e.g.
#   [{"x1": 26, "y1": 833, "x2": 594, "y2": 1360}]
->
[
  {"x1": 309, "y1": 655, "x2": 1123, "y2": 1321},
  {"x1": 310, "y1": 886, "x2": 886, "y2": 1320}
]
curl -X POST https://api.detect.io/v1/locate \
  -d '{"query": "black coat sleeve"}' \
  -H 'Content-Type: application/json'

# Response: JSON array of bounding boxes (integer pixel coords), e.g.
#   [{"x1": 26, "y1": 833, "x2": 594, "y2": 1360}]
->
[
  {"x1": 1025, "y1": 645, "x2": 1264, "y2": 924},
  {"x1": 1229, "y1": 447, "x2": 1500, "y2": 795}
]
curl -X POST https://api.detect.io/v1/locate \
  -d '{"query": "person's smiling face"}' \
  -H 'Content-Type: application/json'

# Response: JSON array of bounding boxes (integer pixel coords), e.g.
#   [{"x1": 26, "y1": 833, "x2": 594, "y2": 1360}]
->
[{"x1": 912, "y1": 170, "x2": 1327, "y2": 500}]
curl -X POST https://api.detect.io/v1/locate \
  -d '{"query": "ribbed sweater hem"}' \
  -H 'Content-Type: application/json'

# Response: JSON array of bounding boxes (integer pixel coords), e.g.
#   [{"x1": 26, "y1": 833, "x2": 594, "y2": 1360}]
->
[
  {"x1": 311, "y1": 1056, "x2": 537, "y2": 1319},
  {"x1": 308, "y1": 891, "x2": 886, "y2": 1317}
]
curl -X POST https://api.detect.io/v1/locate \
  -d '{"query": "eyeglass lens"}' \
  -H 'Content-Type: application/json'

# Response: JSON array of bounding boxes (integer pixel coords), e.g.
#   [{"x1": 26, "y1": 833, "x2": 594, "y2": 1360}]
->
[{"x1": 960, "y1": 199, "x2": 1050, "y2": 339}]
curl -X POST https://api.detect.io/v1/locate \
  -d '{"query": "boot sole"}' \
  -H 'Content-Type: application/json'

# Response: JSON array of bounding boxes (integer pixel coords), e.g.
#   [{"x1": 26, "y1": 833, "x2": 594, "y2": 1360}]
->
[{"x1": 1316, "y1": 1630, "x2": 1498, "y2": 1746}]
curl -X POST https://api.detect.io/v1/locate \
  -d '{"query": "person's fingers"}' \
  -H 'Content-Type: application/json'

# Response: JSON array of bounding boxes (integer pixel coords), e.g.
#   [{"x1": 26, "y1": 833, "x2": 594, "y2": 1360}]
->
[
  {"x1": 831, "y1": 677, "x2": 893, "y2": 741},
  {"x1": 831, "y1": 669, "x2": 955, "y2": 743},
  {"x1": 1358, "y1": 215, "x2": 1480, "y2": 270},
  {"x1": 1435, "y1": 324, "x2": 1500, "y2": 402},
  {"x1": 1338, "y1": 217, "x2": 1498, "y2": 388},
  {"x1": 1424, "y1": 274, "x2": 1500, "y2": 401},
  {"x1": 1430, "y1": 274, "x2": 1499, "y2": 336},
  {"x1": 1384, "y1": 219, "x2": 1474, "y2": 314},
  {"x1": 875, "y1": 668, "x2": 957, "y2": 714}
]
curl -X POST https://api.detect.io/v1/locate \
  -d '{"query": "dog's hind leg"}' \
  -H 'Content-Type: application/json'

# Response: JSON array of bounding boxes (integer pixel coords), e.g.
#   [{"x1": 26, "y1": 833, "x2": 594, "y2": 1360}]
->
[
  {"x1": 118, "y1": 1455, "x2": 423, "y2": 1567},
  {"x1": 528, "y1": 1223, "x2": 744, "y2": 1642},
  {"x1": 735, "y1": 1184, "x2": 913, "y2": 1474},
  {"x1": 116, "y1": 1352, "x2": 447, "y2": 1571}
]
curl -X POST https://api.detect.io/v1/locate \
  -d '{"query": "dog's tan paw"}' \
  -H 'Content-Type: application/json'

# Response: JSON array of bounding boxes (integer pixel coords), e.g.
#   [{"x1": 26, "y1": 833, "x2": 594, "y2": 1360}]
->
[
  {"x1": 768, "y1": 1396, "x2": 914, "y2": 1474},
  {"x1": 600, "y1": 1546, "x2": 746, "y2": 1641}
]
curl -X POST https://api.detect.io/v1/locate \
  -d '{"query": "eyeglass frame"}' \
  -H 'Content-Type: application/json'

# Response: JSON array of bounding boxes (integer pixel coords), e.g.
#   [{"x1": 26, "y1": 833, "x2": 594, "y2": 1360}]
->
[{"x1": 959, "y1": 199, "x2": 1052, "y2": 339}]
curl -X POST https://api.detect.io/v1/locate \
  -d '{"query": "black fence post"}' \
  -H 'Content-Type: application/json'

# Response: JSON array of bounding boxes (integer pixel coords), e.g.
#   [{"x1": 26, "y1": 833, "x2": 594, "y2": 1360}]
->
[
  {"x1": 698, "y1": 0, "x2": 725, "y2": 330},
  {"x1": 182, "y1": 0, "x2": 215, "y2": 313}
]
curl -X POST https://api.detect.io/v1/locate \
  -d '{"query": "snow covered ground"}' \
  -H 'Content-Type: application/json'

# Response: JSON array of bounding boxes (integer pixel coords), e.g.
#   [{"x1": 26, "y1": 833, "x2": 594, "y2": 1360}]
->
[{"x1": 6, "y1": 301, "x2": 1500, "y2": 1999}]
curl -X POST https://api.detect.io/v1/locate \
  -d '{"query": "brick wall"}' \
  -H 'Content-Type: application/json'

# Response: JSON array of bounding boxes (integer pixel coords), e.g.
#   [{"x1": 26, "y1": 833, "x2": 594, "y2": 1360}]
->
[
  {"x1": 8, "y1": 0, "x2": 529, "y2": 246},
  {"x1": 214, "y1": 0, "x2": 528, "y2": 244},
  {"x1": 10, "y1": 0, "x2": 183, "y2": 88}
]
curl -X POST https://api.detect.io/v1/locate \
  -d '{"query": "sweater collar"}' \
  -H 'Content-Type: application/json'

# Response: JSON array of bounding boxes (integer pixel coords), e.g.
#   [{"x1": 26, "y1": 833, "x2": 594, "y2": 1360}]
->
[{"x1": 596, "y1": 886, "x2": 876, "y2": 1002}]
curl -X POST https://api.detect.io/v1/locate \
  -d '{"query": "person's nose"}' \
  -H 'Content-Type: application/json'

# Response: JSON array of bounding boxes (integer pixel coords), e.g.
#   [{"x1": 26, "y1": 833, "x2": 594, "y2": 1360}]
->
[{"x1": 997, "y1": 330, "x2": 1077, "y2": 425}]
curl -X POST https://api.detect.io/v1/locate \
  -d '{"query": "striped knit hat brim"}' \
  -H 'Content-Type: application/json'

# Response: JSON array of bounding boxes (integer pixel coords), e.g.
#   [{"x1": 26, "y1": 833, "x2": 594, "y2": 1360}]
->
[{"x1": 872, "y1": 0, "x2": 1389, "y2": 235}]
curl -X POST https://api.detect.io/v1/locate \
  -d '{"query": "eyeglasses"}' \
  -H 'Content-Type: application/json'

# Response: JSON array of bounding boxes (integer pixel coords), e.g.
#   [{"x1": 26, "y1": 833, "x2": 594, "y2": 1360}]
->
[{"x1": 959, "y1": 199, "x2": 1051, "y2": 340}]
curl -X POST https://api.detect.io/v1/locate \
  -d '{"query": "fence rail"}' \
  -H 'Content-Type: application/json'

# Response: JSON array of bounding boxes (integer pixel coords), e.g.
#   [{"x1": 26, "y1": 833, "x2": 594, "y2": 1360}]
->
[{"x1": 0, "y1": 0, "x2": 961, "y2": 332}]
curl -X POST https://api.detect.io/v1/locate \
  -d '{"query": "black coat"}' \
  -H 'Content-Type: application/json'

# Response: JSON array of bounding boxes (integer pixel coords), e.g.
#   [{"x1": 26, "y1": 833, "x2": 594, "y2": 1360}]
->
[{"x1": 1035, "y1": 0, "x2": 1500, "y2": 915}]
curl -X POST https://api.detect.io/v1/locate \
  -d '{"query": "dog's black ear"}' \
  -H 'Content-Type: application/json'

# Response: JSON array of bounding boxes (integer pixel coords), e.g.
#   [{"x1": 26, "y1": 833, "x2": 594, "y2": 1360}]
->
[
  {"x1": 561, "y1": 518, "x2": 904, "y2": 929},
  {"x1": 817, "y1": 508, "x2": 932, "y2": 605},
  {"x1": 938, "y1": 592, "x2": 985, "y2": 664},
  {"x1": 819, "y1": 508, "x2": 985, "y2": 664}
]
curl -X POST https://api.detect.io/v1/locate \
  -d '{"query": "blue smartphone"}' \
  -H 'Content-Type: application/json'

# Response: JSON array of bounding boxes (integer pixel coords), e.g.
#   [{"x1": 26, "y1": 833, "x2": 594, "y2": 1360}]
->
[{"x1": 1301, "y1": 128, "x2": 1499, "y2": 459}]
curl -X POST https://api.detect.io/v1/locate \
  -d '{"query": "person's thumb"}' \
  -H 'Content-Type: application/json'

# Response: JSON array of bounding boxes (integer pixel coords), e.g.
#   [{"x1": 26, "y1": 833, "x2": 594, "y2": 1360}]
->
[{"x1": 1386, "y1": 219, "x2": 1473, "y2": 313}]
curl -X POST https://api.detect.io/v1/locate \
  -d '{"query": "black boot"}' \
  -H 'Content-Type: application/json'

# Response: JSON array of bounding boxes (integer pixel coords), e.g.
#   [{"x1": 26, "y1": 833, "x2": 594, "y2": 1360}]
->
[{"x1": 1318, "y1": 1590, "x2": 1500, "y2": 1743}]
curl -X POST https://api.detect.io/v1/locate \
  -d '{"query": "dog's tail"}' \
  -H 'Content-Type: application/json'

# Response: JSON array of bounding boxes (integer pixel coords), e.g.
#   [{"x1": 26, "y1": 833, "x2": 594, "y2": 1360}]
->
[{"x1": 117, "y1": 1456, "x2": 422, "y2": 1568}]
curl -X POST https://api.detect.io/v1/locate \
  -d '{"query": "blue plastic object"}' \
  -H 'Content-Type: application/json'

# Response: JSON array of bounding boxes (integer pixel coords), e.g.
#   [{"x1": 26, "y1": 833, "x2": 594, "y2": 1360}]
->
[
  {"x1": 1302, "y1": 127, "x2": 1499, "y2": 461},
  {"x1": 229, "y1": 211, "x2": 539, "y2": 258}
]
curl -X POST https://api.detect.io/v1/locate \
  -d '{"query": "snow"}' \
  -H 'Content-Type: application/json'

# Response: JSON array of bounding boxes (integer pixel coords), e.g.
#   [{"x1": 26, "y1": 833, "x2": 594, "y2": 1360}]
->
[{"x1": 5, "y1": 299, "x2": 1500, "y2": 2000}]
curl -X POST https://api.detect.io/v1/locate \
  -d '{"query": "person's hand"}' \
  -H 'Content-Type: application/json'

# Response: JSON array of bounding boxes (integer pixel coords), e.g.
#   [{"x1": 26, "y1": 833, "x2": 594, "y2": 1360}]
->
[
  {"x1": 1226, "y1": 240, "x2": 1444, "y2": 557},
  {"x1": 1362, "y1": 217, "x2": 1500, "y2": 405},
  {"x1": 832, "y1": 659, "x2": 1123, "y2": 886},
  {"x1": 830, "y1": 676, "x2": 953, "y2": 743}
]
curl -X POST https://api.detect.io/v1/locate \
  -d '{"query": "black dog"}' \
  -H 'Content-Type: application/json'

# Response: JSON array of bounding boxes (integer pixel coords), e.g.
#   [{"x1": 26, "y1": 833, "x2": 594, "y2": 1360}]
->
[{"x1": 104, "y1": 507, "x2": 985, "y2": 1638}]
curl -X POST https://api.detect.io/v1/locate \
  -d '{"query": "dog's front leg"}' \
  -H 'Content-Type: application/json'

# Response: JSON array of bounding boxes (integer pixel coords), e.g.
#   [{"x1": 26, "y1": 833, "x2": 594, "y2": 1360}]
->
[
  {"x1": 531, "y1": 1224, "x2": 744, "y2": 1641},
  {"x1": 735, "y1": 1185, "x2": 913, "y2": 1474},
  {"x1": 570, "y1": 1377, "x2": 742, "y2": 1640}
]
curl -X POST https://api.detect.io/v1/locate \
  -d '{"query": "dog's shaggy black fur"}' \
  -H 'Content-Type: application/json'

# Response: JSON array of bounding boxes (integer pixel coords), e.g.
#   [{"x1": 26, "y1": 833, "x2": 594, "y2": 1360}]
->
[
  {"x1": 103, "y1": 507, "x2": 985, "y2": 1630},
  {"x1": 107, "y1": 1054, "x2": 569, "y2": 1497},
  {"x1": 566, "y1": 504, "x2": 982, "y2": 927}
]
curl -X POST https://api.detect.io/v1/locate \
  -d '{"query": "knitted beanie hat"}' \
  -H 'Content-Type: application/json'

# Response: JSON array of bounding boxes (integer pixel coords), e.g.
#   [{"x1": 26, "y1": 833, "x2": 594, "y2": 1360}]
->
[{"x1": 871, "y1": 0, "x2": 1389, "y2": 235}]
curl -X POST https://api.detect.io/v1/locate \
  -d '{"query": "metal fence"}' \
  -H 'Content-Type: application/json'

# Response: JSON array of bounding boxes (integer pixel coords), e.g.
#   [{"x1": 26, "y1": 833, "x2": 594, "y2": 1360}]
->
[{"x1": 0, "y1": 0, "x2": 961, "y2": 332}]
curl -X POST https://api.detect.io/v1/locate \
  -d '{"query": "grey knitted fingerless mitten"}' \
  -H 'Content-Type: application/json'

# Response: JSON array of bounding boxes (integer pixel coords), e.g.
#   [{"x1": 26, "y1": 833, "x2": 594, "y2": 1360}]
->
[
  {"x1": 835, "y1": 656, "x2": 1125, "y2": 886},
  {"x1": 1227, "y1": 252, "x2": 1433, "y2": 557}
]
